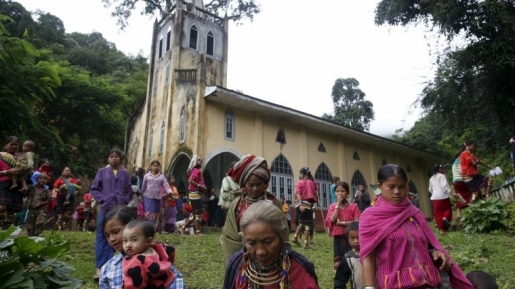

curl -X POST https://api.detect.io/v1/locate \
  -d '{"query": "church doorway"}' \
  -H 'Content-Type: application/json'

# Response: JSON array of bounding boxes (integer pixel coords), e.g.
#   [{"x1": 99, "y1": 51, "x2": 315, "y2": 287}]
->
[{"x1": 203, "y1": 152, "x2": 239, "y2": 192}]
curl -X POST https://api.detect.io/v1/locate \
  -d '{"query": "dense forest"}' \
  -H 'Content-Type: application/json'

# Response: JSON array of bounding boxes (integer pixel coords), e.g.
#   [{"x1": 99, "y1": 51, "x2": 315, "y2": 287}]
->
[{"x1": 0, "y1": 1, "x2": 149, "y2": 177}]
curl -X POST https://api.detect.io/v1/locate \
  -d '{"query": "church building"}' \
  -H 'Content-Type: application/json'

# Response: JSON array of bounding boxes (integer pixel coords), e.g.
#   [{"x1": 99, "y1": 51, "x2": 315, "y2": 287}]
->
[{"x1": 125, "y1": 0, "x2": 445, "y2": 222}]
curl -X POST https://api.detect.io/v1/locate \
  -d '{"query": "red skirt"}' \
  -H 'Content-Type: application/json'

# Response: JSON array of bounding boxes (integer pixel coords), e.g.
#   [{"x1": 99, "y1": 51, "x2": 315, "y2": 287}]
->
[
  {"x1": 453, "y1": 181, "x2": 472, "y2": 209},
  {"x1": 432, "y1": 198, "x2": 452, "y2": 231}
]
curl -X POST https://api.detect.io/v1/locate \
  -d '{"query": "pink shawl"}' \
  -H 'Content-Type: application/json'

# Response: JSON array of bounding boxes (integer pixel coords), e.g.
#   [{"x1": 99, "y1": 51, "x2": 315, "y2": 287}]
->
[{"x1": 359, "y1": 196, "x2": 473, "y2": 289}]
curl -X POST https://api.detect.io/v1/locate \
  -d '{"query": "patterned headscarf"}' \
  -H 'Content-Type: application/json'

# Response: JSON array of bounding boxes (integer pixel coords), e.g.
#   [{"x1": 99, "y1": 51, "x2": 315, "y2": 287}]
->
[
  {"x1": 187, "y1": 155, "x2": 202, "y2": 176},
  {"x1": 227, "y1": 154, "x2": 270, "y2": 187}
]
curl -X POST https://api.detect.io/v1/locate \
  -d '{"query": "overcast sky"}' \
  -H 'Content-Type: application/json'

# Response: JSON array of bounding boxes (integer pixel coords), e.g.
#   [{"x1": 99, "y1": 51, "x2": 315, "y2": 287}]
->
[{"x1": 17, "y1": 0, "x2": 436, "y2": 137}]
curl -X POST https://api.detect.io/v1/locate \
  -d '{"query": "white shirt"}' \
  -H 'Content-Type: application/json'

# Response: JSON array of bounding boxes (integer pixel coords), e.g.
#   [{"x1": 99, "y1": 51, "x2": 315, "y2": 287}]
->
[{"x1": 428, "y1": 173, "x2": 451, "y2": 200}]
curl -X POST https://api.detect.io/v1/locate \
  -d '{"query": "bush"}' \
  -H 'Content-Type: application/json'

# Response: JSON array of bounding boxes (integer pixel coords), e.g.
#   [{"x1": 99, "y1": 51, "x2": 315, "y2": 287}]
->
[
  {"x1": 505, "y1": 202, "x2": 515, "y2": 234},
  {"x1": 0, "y1": 227, "x2": 82, "y2": 289},
  {"x1": 461, "y1": 197, "x2": 508, "y2": 233}
]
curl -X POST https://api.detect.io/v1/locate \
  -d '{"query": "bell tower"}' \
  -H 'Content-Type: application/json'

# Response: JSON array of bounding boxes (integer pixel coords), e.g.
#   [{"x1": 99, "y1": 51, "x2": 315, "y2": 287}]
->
[{"x1": 131, "y1": 0, "x2": 229, "y2": 171}]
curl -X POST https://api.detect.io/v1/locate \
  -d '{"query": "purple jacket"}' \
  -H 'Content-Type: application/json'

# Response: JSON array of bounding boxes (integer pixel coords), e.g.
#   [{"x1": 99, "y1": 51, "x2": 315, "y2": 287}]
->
[{"x1": 90, "y1": 167, "x2": 133, "y2": 214}]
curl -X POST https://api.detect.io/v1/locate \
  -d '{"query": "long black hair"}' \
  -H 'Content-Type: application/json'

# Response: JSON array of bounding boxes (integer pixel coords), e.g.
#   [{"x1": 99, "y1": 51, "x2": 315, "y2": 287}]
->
[
  {"x1": 377, "y1": 164, "x2": 408, "y2": 184},
  {"x1": 300, "y1": 167, "x2": 314, "y2": 181},
  {"x1": 452, "y1": 140, "x2": 475, "y2": 160}
]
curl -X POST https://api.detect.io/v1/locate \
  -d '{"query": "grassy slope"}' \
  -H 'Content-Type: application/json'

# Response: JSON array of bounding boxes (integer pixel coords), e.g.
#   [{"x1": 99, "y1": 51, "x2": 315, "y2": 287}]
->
[{"x1": 58, "y1": 228, "x2": 514, "y2": 289}]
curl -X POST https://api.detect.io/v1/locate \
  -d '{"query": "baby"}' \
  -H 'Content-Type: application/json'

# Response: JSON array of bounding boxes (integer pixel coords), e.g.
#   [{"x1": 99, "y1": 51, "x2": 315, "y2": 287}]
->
[
  {"x1": 122, "y1": 219, "x2": 175, "y2": 289},
  {"x1": 11, "y1": 140, "x2": 35, "y2": 192}
]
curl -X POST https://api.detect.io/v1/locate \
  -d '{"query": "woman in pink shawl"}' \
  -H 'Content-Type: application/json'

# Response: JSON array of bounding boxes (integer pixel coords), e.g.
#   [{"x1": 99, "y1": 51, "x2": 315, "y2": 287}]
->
[{"x1": 360, "y1": 164, "x2": 473, "y2": 289}]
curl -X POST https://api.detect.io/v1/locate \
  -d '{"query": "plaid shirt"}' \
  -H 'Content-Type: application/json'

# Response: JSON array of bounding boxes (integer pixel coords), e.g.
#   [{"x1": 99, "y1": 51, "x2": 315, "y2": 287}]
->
[{"x1": 99, "y1": 253, "x2": 185, "y2": 289}]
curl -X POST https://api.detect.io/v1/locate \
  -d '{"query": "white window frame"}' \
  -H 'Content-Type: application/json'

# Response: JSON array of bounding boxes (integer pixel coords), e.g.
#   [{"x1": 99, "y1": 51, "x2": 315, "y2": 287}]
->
[
  {"x1": 224, "y1": 108, "x2": 234, "y2": 140},
  {"x1": 206, "y1": 31, "x2": 214, "y2": 56},
  {"x1": 189, "y1": 24, "x2": 198, "y2": 50}
]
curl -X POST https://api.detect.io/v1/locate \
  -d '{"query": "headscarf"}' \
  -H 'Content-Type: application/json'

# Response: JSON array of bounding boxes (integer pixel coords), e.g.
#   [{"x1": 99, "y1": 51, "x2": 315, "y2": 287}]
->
[
  {"x1": 187, "y1": 155, "x2": 202, "y2": 176},
  {"x1": 360, "y1": 196, "x2": 473, "y2": 289},
  {"x1": 227, "y1": 154, "x2": 270, "y2": 187}
]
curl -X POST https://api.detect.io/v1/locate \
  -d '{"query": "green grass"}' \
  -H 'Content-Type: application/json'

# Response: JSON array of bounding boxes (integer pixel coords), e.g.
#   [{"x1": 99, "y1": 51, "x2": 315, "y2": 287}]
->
[{"x1": 52, "y1": 225, "x2": 515, "y2": 289}]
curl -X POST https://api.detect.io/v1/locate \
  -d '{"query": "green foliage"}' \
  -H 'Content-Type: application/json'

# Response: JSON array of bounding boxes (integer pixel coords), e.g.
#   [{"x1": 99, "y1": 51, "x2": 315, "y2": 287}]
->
[
  {"x1": 505, "y1": 202, "x2": 515, "y2": 234},
  {"x1": 0, "y1": 227, "x2": 82, "y2": 289},
  {"x1": 101, "y1": 0, "x2": 261, "y2": 29},
  {"x1": 323, "y1": 77, "x2": 375, "y2": 132},
  {"x1": 0, "y1": 2, "x2": 150, "y2": 176},
  {"x1": 375, "y1": 0, "x2": 515, "y2": 160},
  {"x1": 0, "y1": 14, "x2": 62, "y2": 140},
  {"x1": 461, "y1": 198, "x2": 508, "y2": 234}
]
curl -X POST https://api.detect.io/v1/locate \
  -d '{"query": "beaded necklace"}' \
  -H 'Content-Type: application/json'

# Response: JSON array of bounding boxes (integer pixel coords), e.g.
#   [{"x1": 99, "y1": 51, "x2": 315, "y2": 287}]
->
[{"x1": 237, "y1": 251, "x2": 291, "y2": 289}]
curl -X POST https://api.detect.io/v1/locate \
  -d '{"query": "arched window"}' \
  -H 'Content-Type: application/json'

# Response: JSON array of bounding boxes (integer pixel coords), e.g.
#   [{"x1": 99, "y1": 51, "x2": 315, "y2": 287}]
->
[
  {"x1": 315, "y1": 163, "x2": 332, "y2": 208},
  {"x1": 206, "y1": 31, "x2": 214, "y2": 56},
  {"x1": 224, "y1": 108, "x2": 234, "y2": 140},
  {"x1": 350, "y1": 170, "x2": 367, "y2": 201},
  {"x1": 166, "y1": 29, "x2": 171, "y2": 51},
  {"x1": 189, "y1": 24, "x2": 198, "y2": 50},
  {"x1": 353, "y1": 151, "x2": 360, "y2": 160},
  {"x1": 276, "y1": 129, "x2": 286, "y2": 144},
  {"x1": 148, "y1": 129, "x2": 153, "y2": 158},
  {"x1": 159, "y1": 121, "x2": 165, "y2": 153},
  {"x1": 179, "y1": 106, "x2": 186, "y2": 143},
  {"x1": 270, "y1": 154, "x2": 294, "y2": 202},
  {"x1": 158, "y1": 37, "x2": 163, "y2": 58},
  {"x1": 317, "y1": 142, "x2": 326, "y2": 153},
  {"x1": 382, "y1": 158, "x2": 388, "y2": 165},
  {"x1": 406, "y1": 165, "x2": 412, "y2": 173}
]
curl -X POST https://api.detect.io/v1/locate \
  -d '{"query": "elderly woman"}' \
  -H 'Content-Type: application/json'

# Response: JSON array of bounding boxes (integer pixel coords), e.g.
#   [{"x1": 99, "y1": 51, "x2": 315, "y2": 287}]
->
[
  {"x1": 223, "y1": 201, "x2": 319, "y2": 289},
  {"x1": 361, "y1": 164, "x2": 473, "y2": 289},
  {"x1": 220, "y1": 154, "x2": 282, "y2": 265},
  {"x1": 0, "y1": 136, "x2": 23, "y2": 229}
]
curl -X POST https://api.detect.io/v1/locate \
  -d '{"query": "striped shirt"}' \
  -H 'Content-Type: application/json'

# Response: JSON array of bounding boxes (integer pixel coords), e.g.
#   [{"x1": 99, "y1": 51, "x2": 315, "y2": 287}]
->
[
  {"x1": 375, "y1": 218, "x2": 440, "y2": 288},
  {"x1": 99, "y1": 253, "x2": 185, "y2": 289},
  {"x1": 452, "y1": 158, "x2": 463, "y2": 182}
]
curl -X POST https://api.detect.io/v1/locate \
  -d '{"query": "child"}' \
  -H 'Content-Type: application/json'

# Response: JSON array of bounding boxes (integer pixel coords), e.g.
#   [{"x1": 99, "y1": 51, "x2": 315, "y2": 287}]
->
[
  {"x1": 163, "y1": 174, "x2": 179, "y2": 233},
  {"x1": 466, "y1": 270, "x2": 499, "y2": 289},
  {"x1": 122, "y1": 219, "x2": 174, "y2": 289},
  {"x1": 128, "y1": 176, "x2": 140, "y2": 209},
  {"x1": 344, "y1": 222, "x2": 362, "y2": 289},
  {"x1": 83, "y1": 192, "x2": 94, "y2": 231},
  {"x1": 24, "y1": 173, "x2": 52, "y2": 236},
  {"x1": 11, "y1": 140, "x2": 36, "y2": 192},
  {"x1": 324, "y1": 181, "x2": 361, "y2": 289},
  {"x1": 285, "y1": 200, "x2": 292, "y2": 232},
  {"x1": 74, "y1": 202, "x2": 85, "y2": 231}
]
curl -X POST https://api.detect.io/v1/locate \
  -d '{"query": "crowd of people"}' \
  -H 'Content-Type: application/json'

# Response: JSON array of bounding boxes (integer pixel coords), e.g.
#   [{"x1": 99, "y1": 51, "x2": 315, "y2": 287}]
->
[{"x1": 0, "y1": 135, "x2": 502, "y2": 288}]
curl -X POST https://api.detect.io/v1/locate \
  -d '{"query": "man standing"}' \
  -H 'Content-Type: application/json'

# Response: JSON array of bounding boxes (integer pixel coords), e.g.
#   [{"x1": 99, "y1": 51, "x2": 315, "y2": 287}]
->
[{"x1": 354, "y1": 184, "x2": 371, "y2": 212}]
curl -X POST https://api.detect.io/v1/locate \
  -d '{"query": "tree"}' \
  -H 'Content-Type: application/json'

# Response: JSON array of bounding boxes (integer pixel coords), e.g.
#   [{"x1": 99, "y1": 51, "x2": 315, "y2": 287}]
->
[
  {"x1": 0, "y1": 2, "x2": 150, "y2": 176},
  {"x1": 375, "y1": 0, "x2": 515, "y2": 156},
  {"x1": 102, "y1": 0, "x2": 261, "y2": 29},
  {"x1": 323, "y1": 78, "x2": 374, "y2": 132},
  {"x1": 0, "y1": 14, "x2": 62, "y2": 139}
]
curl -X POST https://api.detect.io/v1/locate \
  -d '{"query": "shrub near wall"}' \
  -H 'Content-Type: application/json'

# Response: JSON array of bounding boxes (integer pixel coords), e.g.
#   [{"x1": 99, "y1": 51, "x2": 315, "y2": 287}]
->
[{"x1": 461, "y1": 198, "x2": 508, "y2": 234}]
